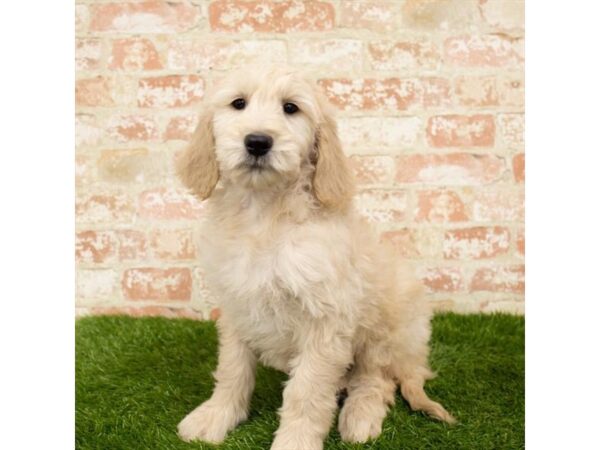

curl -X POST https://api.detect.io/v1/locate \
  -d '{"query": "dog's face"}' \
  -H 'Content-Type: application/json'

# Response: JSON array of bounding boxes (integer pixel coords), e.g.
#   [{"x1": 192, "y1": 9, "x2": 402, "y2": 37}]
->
[
  {"x1": 178, "y1": 66, "x2": 354, "y2": 210},
  {"x1": 211, "y1": 68, "x2": 318, "y2": 190}
]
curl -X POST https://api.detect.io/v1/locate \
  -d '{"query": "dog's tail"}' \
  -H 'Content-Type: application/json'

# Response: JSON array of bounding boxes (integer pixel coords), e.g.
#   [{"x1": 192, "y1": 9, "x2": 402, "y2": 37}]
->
[{"x1": 392, "y1": 364, "x2": 456, "y2": 424}]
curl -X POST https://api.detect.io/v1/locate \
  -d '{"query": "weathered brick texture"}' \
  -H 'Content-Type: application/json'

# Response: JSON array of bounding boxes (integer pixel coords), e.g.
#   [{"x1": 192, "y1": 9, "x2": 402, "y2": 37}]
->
[{"x1": 76, "y1": 0, "x2": 525, "y2": 318}]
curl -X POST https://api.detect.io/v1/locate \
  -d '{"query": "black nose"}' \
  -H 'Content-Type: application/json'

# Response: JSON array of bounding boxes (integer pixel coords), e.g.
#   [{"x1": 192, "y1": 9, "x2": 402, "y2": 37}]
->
[{"x1": 244, "y1": 133, "x2": 273, "y2": 156}]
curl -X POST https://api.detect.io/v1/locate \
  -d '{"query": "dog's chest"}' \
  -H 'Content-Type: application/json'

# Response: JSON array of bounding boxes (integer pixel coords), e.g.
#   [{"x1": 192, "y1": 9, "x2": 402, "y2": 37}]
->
[
  {"x1": 227, "y1": 295, "x2": 301, "y2": 372},
  {"x1": 218, "y1": 245, "x2": 304, "y2": 371},
  {"x1": 204, "y1": 220, "x2": 349, "y2": 371},
  {"x1": 206, "y1": 220, "x2": 340, "y2": 303}
]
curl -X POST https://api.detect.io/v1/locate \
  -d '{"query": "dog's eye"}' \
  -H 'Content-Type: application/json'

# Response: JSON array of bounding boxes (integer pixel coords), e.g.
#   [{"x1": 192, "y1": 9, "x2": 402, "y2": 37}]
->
[
  {"x1": 283, "y1": 102, "x2": 299, "y2": 115},
  {"x1": 231, "y1": 98, "x2": 246, "y2": 110}
]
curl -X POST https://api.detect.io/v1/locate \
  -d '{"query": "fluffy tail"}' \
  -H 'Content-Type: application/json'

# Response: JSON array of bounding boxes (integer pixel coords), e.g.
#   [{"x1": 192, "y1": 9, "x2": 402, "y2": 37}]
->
[{"x1": 395, "y1": 370, "x2": 456, "y2": 424}]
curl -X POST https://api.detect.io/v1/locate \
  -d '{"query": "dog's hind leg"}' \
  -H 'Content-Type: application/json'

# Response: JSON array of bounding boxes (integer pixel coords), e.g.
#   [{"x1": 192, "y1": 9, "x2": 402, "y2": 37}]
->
[{"x1": 337, "y1": 364, "x2": 397, "y2": 443}]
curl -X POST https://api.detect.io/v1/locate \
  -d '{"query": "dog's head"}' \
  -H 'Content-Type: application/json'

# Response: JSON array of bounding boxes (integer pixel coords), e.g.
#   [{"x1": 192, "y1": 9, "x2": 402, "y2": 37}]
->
[{"x1": 177, "y1": 66, "x2": 354, "y2": 210}]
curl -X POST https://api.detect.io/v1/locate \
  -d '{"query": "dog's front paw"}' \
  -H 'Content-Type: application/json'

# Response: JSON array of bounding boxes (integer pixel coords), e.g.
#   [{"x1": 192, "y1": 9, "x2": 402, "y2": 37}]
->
[
  {"x1": 177, "y1": 401, "x2": 244, "y2": 443},
  {"x1": 270, "y1": 431, "x2": 323, "y2": 450}
]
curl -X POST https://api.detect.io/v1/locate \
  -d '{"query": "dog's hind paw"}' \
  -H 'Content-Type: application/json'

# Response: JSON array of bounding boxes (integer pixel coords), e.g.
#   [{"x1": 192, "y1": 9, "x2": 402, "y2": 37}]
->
[{"x1": 338, "y1": 400, "x2": 384, "y2": 443}]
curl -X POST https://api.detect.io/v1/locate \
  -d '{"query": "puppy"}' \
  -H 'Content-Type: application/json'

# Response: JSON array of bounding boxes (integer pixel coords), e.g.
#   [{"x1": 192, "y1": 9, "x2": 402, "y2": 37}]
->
[{"x1": 176, "y1": 66, "x2": 454, "y2": 450}]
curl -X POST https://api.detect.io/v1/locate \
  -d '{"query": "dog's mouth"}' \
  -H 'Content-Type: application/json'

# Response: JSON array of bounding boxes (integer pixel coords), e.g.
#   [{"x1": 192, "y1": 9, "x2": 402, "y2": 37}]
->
[{"x1": 242, "y1": 156, "x2": 271, "y2": 172}]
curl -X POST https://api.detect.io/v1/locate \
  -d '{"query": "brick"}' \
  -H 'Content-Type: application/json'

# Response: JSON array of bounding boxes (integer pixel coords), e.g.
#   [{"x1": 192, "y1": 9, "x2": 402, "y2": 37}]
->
[
  {"x1": 498, "y1": 113, "x2": 524, "y2": 149},
  {"x1": 75, "y1": 4, "x2": 89, "y2": 33},
  {"x1": 77, "y1": 269, "x2": 118, "y2": 301},
  {"x1": 339, "y1": 1, "x2": 399, "y2": 32},
  {"x1": 75, "y1": 154, "x2": 94, "y2": 186},
  {"x1": 210, "y1": 308, "x2": 221, "y2": 321},
  {"x1": 149, "y1": 229, "x2": 196, "y2": 260},
  {"x1": 137, "y1": 75, "x2": 204, "y2": 108},
  {"x1": 192, "y1": 268, "x2": 218, "y2": 308},
  {"x1": 164, "y1": 114, "x2": 199, "y2": 141},
  {"x1": 455, "y1": 75, "x2": 523, "y2": 107},
  {"x1": 106, "y1": 76, "x2": 138, "y2": 107},
  {"x1": 454, "y1": 76, "x2": 498, "y2": 107},
  {"x1": 90, "y1": 1, "x2": 199, "y2": 33},
  {"x1": 317, "y1": 77, "x2": 451, "y2": 111},
  {"x1": 167, "y1": 40, "x2": 286, "y2": 71},
  {"x1": 380, "y1": 228, "x2": 440, "y2": 258},
  {"x1": 76, "y1": 76, "x2": 114, "y2": 107},
  {"x1": 76, "y1": 192, "x2": 134, "y2": 224},
  {"x1": 516, "y1": 228, "x2": 525, "y2": 256},
  {"x1": 471, "y1": 265, "x2": 525, "y2": 293},
  {"x1": 107, "y1": 115, "x2": 159, "y2": 142},
  {"x1": 76, "y1": 39, "x2": 102, "y2": 71},
  {"x1": 420, "y1": 267, "x2": 465, "y2": 293},
  {"x1": 443, "y1": 226, "x2": 510, "y2": 259},
  {"x1": 381, "y1": 229, "x2": 418, "y2": 257},
  {"x1": 368, "y1": 40, "x2": 439, "y2": 71},
  {"x1": 122, "y1": 268, "x2": 192, "y2": 301},
  {"x1": 401, "y1": 0, "x2": 480, "y2": 30},
  {"x1": 498, "y1": 74, "x2": 525, "y2": 106},
  {"x1": 76, "y1": 114, "x2": 103, "y2": 148},
  {"x1": 338, "y1": 117, "x2": 421, "y2": 151},
  {"x1": 98, "y1": 148, "x2": 157, "y2": 183},
  {"x1": 513, "y1": 153, "x2": 524, "y2": 183},
  {"x1": 76, "y1": 231, "x2": 116, "y2": 264},
  {"x1": 350, "y1": 155, "x2": 394, "y2": 185},
  {"x1": 444, "y1": 34, "x2": 524, "y2": 67},
  {"x1": 209, "y1": 0, "x2": 334, "y2": 32},
  {"x1": 289, "y1": 39, "x2": 362, "y2": 71},
  {"x1": 356, "y1": 189, "x2": 408, "y2": 223},
  {"x1": 109, "y1": 38, "x2": 162, "y2": 71},
  {"x1": 479, "y1": 0, "x2": 524, "y2": 30},
  {"x1": 421, "y1": 77, "x2": 452, "y2": 107},
  {"x1": 87, "y1": 306, "x2": 203, "y2": 320},
  {"x1": 427, "y1": 114, "x2": 495, "y2": 148},
  {"x1": 395, "y1": 153, "x2": 506, "y2": 185},
  {"x1": 416, "y1": 190, "x2": 468, "y2": 223},
  {"x1": 318, "y1": 78, "x2": 420, "y2": 111},
  {"x1": 138, "y1": 188, "x2": 205, "y2": 220},
  {"x1": 116, "y1": 230, "x2": 147, "y2": 261},
  {"x1": 472, "y1": 189, "x2": 524, "y2": 222}
]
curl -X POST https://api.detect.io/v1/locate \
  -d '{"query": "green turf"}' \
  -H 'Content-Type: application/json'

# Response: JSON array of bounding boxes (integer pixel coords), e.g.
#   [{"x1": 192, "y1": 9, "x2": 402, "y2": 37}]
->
[{"x1": 76, "y1": 313, "x2": 524, "y2": 450}]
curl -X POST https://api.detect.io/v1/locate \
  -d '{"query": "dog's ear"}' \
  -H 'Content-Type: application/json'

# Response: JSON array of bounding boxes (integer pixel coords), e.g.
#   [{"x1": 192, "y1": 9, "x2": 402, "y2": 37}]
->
[
  {"x1": 176, "y1": 107, "x2": 219, "y2": 200},
  {"x1": 313, "y1": 95, "x2": 354, "y2": 211}
]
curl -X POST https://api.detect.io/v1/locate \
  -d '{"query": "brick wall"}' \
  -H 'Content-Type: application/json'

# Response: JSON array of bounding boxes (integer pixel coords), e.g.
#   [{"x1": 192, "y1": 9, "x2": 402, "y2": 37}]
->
[{"x1": 75, "y1": 0, "x2": 525, "y2": 319}]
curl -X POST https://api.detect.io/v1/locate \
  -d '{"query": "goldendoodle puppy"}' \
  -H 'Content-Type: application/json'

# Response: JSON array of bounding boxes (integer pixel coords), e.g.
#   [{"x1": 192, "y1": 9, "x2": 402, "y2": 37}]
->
[{"x1": 176, "y1": 66, "x2": 454, "y2": 450}]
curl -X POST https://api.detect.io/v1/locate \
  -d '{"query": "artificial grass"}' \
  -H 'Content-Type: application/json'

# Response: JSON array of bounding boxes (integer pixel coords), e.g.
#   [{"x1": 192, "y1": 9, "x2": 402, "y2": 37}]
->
[{"x1": 76, "y1": 313, "x2": 524, "y2": 450}]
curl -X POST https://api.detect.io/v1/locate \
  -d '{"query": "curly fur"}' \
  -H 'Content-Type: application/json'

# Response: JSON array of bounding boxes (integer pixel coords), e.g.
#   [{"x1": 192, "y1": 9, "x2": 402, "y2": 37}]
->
[{"x1": 176, "y1": 66, "x2": 454, "y2": 450}]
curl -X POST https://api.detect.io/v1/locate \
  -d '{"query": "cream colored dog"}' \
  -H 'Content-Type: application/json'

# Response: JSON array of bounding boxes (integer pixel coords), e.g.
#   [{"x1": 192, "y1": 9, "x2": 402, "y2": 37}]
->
[{"x1": 176, "y1": 66, "x2": 454, "y2": 450}]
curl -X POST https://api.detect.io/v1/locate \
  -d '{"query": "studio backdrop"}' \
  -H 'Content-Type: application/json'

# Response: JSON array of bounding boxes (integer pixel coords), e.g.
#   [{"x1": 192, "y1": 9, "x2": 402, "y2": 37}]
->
[{"x1": 75, "y1": 0, "x2": 525, "y2": 319}]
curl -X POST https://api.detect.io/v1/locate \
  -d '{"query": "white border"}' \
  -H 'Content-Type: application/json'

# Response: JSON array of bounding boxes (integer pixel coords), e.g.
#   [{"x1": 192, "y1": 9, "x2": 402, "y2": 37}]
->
[
  {"x1": 2, "y1": 1, "x2": 600, "y2": 448},
  {"x1": 527, "y1": 2, "x2": 600, "y2": 448},
  {"x1": 0, "y1": 2, "x2": 74, "y2": 449}
]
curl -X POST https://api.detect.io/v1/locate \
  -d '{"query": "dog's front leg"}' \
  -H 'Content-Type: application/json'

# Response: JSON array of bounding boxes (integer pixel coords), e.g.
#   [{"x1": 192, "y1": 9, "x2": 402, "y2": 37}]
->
[
  {"x1": 178, "y1": 315, "x2": 256, "y2": 443},
  {"x1": 271, "y1": 328, "x2": 352, "y2": 450}
]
